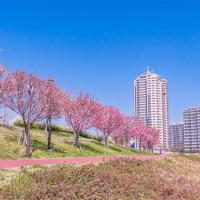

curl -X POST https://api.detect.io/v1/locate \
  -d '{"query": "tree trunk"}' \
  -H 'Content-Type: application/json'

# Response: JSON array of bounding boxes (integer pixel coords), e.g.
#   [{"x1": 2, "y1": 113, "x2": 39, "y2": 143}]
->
[
  {"x1": 74, "y1": 132, "x2": 80, "y2": 148},
  {"x1": 45, "y1": 118, "x2": 48, "y2": 132},
  {"x1": 125, "y1": 138, "x2": 129, "y2": 149},
  {"x1": 160, "y1": 148, "x2": 162, "y2": 155},
  {"x1": 139, "y1": 137, "x2": 142, "y2": 154},
  {"x1": 104, "y1": 139, "x2": 107, "y2": 148},
  {"x1": 96, "y1": 129, "x2": 99, "y2": 139},
  {"x1": 18, "y1": 130, "x2": 25, "y2": 145},
  {"x1": 24, "y1": 124, "x2": 31, "y2": 158},
  {"x1": 47, "y1": 118, "x2": 52, "y2": 150},
  {"x1": 104, "y1": 135, "x2": 109, "y2": 149}
]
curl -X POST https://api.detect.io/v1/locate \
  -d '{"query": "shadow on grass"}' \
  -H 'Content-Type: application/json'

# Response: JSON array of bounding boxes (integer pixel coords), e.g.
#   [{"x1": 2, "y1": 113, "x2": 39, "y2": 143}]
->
[
  {"x1": 109, "y1": 145, "x2": 123, "y2": 152},
  {"x1": 31, "y1": 140, "x2": 47, "y2": 152},
  {"x1": 54, "y1": 131, "x2": 74, "y2": 138},
  {"x1": 64, "y1": 139, "x2": 73, "y2": 146},
  {"x1": 90, "y1": 140, "x2": 104, "y2": 147},
  {"x1": 81, "y1": 143, "x2": 103, "y2": 154},
  {"x1": 52, "y1": 146, "x2": 67, "y2": 154},
  {"x1": 31, "y1": 140, "x2": 66, "y2": 155}
]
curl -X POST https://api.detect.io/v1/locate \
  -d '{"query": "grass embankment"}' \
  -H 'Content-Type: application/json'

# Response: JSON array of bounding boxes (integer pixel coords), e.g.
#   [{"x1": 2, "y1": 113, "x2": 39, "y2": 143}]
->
[
  {"x1": 0, "y1": 126, "x2": 139, "y2": 159},
  {"x1": 1, "y1": 155, "x2": 200, "y2": 200}
]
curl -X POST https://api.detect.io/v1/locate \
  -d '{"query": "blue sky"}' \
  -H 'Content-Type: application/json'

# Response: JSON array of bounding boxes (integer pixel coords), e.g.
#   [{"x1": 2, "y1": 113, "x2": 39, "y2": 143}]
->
[{"x1": 0, "y1": 0, "x2": 200, "y2": 123}]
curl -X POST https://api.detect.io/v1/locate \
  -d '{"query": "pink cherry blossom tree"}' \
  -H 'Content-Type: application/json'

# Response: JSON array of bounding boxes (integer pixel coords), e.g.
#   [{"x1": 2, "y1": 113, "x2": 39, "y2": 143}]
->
[
  {"x1": 142, "y1": 127, "x2": 160, "y2": 152},
  {"x1": 114, "y1": 116, "x2": 137, "y2": 148},
  {"x1": 0, "y1": 65, "x2": 7, "y2": 105},
  {"x1": 41, "y1": 78, "x2": 69, "y2": 150},
  {"x1": 134, "y1": 119, "x2": 149, "y2": 153},
  {"x1": 2, "y1": 70, "x2": 46, "y2": 158},
  {"x1": 134, "y1": 118, "x2": 160, "y2": 153},
  {"x1": 94, "y1": 105, "x2": 123, "y2": 148},
  {"x1": 64, "y1": 93, "x2": 99, "y2": 148}
]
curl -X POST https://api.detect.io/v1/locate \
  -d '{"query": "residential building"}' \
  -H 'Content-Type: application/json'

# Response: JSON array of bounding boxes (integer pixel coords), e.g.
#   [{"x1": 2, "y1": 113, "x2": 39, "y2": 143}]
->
[
  {"x1": 134, "y1": 69, "x2": 169, "y2": 149},
  {"x1": 183, "y1": 107, "x2": 200, "y2": 152},
  {"x1": 170, "y1": 123, "x2": 184, "y2": 151}
]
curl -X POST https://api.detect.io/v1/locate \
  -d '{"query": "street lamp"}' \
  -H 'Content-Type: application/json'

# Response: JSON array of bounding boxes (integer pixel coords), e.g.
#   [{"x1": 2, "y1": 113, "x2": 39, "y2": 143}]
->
[{"x1": 47, "y1": 77, "x2": 55, "y2": 151}]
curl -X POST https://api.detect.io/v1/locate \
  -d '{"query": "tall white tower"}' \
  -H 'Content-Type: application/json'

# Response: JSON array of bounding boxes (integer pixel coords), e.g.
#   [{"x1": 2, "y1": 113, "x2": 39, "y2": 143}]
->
[
  {"x1": 0, "y1": 105, "x2": 6, "y2": 125},
  {"x1": 134, "y1": 69, "x2": 169, "y2": 149}
]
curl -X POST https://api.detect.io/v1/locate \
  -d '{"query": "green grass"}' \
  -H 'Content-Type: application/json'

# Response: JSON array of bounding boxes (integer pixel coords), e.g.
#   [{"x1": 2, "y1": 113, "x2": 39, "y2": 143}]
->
[
  {"x1": 0, "y1": 126, "x2": 140, "y2": 159},
  {"x1": 1, "y1": 156, "x2": 200, "y2": 200}
]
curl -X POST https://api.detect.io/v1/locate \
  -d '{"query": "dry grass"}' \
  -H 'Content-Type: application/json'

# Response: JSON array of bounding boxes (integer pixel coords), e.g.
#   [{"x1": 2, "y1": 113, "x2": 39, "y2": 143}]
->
[{"x1": 1, "y1": 155, "x2": 200, "y2": 200}]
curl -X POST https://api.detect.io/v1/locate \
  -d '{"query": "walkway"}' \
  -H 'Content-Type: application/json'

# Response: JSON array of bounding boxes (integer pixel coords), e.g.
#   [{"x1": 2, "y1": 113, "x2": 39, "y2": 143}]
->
[{"x1": 0, "y1": 154, "x2": 174, "y2": 169}]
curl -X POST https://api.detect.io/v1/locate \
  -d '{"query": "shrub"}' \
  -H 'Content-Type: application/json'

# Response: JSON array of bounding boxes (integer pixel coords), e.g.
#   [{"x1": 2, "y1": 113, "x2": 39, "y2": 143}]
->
[{"x1": 1, "y1": 157, "x2": 200, "y2": 200}]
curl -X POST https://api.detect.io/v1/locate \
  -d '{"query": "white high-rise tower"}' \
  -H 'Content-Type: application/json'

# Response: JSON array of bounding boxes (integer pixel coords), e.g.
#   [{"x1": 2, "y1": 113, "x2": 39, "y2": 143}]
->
[
  {"x1": 134, "y1": 69, "x2": 169, "y2": 149},
  {"x1": 0, "y1": 105, "x2": 6, "y2": 125}
]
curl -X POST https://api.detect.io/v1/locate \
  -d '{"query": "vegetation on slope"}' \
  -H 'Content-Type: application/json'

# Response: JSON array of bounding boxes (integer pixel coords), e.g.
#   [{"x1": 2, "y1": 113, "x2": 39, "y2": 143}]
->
[
  {"x1": 0, "y1": 126, "x2": 139, "y2": 159},
  {"x1": 1, "y1": 156, "x2": 200, "y2": 200}
]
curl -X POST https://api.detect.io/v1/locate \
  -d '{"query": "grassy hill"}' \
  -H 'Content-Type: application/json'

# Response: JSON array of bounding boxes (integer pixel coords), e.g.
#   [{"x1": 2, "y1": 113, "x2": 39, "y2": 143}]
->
[
  {"x1": 1, "y1": 155, "x2": 200, "y2": 199},
  {"x1": 0, "y1": 126, "x2": 140, "y2": 160}
]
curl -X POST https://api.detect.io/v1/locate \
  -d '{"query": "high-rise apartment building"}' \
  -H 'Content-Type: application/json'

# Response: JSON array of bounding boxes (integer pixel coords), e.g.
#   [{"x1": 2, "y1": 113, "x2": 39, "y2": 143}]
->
[
  {"x1": 183, "y1": 107, "x2": 200, "y2": 152},
  {"x1": 134, "y1": 70, "x2": 169, "y2": 149},
  {"x1": 170, "y1": 123, "x2": 184, "y2": 151},
  {"x1": 0, "y1": 106, "x2": 6, "y2": 125}
]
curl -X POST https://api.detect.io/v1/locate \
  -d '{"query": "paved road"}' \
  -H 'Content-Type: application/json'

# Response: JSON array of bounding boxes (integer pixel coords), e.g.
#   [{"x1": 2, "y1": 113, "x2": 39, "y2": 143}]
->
[{"x1": 0, "y1": 154, "x2": 174, "y2": 169}]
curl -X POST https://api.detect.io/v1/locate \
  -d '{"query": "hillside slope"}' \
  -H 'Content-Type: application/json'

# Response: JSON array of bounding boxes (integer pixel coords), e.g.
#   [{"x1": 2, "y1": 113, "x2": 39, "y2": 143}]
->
[{"x1": 0, "y1": 126, "x2": 139, "y2": 159}]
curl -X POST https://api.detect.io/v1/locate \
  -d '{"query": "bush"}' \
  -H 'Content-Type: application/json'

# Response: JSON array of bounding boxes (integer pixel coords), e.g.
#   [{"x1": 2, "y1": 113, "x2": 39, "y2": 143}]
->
[{"x1": 1, "y1": 157, "x2": 200, "y2": 200}]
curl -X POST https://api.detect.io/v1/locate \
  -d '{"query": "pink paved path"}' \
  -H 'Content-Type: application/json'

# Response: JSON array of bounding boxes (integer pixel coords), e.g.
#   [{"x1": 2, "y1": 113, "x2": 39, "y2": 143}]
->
[{"x1": 0, "y1": 154, "x2": 174, "y2": 169}]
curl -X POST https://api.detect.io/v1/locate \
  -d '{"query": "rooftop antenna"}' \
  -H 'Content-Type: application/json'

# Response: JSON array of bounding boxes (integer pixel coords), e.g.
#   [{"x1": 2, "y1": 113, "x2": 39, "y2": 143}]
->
[{"x1": 147, "y1": 66, "x2": 150, "y2": 72}]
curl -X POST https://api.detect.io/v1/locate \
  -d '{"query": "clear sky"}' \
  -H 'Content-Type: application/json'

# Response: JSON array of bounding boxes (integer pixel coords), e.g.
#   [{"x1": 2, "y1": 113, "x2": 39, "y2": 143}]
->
[{"x1": 0, "y1": 0, "x2": 200, "y2": 123}]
